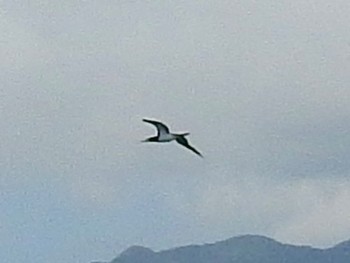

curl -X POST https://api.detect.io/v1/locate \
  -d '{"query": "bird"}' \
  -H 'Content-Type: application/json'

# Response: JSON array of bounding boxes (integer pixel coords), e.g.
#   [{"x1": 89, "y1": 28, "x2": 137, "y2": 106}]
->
[{"x1": 142, "y1": 118, "x2": 203, "y2": 157}]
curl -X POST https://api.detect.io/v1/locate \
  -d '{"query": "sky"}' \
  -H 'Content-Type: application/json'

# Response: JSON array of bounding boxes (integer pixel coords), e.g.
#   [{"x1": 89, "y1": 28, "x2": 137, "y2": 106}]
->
[{"x1": 1, "y1": 0, "x2": 350, "y2": 262}]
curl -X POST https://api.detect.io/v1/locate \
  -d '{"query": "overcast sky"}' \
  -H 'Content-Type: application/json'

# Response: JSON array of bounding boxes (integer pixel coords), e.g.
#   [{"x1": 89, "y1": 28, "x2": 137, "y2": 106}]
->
[{"x1": 1, "y1": 1, "x2": 350, "y2": 262}]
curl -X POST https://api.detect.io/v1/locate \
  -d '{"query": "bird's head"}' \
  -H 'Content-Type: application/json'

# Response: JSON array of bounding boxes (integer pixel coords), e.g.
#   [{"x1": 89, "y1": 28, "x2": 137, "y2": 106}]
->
[{"x1": 141, "y1": 137, "x2": 157, "y2": 143}]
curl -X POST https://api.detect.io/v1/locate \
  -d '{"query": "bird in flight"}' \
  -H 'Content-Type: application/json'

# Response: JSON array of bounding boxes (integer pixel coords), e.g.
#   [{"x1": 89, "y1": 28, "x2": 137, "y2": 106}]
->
[{"x1": 142, "y1": 119, "x2": 203, "y2": 157}]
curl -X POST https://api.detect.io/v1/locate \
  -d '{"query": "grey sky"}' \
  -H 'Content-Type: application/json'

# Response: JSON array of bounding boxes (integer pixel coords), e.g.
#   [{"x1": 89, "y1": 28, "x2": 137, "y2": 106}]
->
[{"x1": 1, "y1": 1, "x2": 350, "y2": 262}]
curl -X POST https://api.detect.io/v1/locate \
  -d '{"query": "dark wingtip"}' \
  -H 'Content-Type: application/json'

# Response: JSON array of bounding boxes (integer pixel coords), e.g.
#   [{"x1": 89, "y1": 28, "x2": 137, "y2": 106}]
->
[{"x1": 192, "y1": 149, "x2": 203, "y2": 158}]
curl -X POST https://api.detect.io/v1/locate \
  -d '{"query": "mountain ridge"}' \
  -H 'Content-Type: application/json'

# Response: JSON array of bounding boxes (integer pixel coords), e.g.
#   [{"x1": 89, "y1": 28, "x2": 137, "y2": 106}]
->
[{"x1": 96, "y1": 235, "x2": 350, "y2": 263}]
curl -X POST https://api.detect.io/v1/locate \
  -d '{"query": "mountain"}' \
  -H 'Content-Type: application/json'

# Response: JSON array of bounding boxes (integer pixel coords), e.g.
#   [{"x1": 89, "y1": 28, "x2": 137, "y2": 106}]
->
[
  {"x1": 99, "y1": 235, "x2": 350, "y2": 263},
  {"x1": 115, "y1": 246, "x2": 156, "y2": 262}
]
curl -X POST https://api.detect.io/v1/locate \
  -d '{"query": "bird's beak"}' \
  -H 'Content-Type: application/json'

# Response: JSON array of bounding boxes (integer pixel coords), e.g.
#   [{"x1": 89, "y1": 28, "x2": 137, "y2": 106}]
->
[{"x1": 141, "y1": 139, "x2": 148, "y2": 143}]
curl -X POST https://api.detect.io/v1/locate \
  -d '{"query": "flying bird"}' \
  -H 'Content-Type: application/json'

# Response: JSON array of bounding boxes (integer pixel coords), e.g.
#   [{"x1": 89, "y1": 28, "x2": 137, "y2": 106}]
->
[{"x1": 142, "y1": 119, "x2": 203, "y2": 157}]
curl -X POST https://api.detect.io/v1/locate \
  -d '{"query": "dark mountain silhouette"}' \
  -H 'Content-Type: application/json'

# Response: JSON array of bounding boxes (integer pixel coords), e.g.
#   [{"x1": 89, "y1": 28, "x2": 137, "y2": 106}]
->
[{"x1": 96, "y1": 235, "x2": 350, "y2": 263}]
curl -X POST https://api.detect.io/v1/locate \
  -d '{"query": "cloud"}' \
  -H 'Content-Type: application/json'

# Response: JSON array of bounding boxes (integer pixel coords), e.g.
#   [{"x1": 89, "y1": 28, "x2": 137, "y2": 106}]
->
[
  {"x1": 275, "y1": 178, "x2": 350, "y2": 247},
  {"x1": 0, "y1": 11, "x2": 55, "y2": 74},
  {"x1": 187, "y1": 175, "x2": 350, "y2": 248}
]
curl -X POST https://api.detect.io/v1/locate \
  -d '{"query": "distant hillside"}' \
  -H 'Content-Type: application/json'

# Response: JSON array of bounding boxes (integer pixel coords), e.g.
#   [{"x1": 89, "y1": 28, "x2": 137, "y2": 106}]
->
[{"x1": 97, "y1": 235, "x2": 350, "y2": 263}]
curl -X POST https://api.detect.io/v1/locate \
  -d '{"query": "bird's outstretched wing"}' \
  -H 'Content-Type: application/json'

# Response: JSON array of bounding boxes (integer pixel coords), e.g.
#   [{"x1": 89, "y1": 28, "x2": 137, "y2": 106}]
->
[
  {"x1": 143, "y1": 119, "x2": 170, "y2": 136},
  {"x1": 175, "y1": 136, "x2": 203, "y2": 157}
]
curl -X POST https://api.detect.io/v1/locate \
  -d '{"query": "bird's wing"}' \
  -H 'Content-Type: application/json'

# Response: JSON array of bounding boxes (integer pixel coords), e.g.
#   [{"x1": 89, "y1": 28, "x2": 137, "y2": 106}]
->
[
  {"x1": 143, "y1": 119, "x2": 170, "y2": 136},
  {"x1": 175, "y1": 136, "x2": 203, "y2": 157}
]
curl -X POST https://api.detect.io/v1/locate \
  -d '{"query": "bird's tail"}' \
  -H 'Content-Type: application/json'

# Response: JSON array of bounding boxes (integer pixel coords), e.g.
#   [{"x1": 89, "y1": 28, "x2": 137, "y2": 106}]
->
[{"x1": 178, "y1": 132, "x2": 190, "y2": 137}]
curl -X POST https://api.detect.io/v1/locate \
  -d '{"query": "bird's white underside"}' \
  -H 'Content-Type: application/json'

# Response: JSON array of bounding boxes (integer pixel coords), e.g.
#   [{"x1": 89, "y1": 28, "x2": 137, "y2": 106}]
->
[{"x1": 158, "y1": 133, "x2": 176, "y2": 142}]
